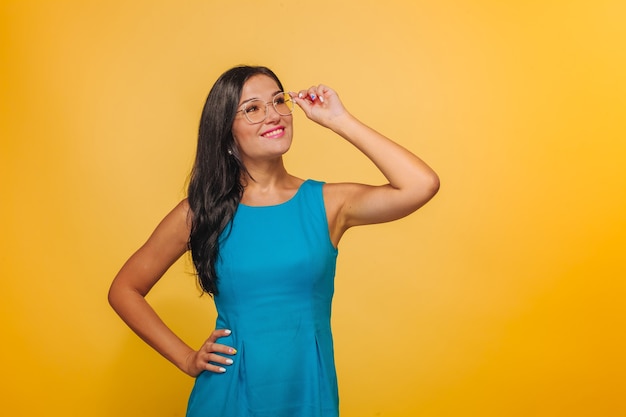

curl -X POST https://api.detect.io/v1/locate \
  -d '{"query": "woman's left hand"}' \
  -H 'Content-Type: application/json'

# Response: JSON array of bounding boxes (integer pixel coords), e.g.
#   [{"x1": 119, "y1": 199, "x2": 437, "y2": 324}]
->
[{"x1": 290, "y1": 85, "x2": 350, "y2": 131}]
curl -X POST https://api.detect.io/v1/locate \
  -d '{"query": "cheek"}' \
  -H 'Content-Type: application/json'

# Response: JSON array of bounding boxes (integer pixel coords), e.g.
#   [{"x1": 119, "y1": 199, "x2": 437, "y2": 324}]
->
[
  {"x1": 231, "y1": 122, "x2": 242, "y2": 139},
  {"x1": 231, "y1": 122, "x2": 253, "y2": 142},
  {"x1": 231, "y1": 126, "x2": 261, "y2": 152},
  {"x1": 284, "y1": 116, "x2": 294, "y2": 133}
]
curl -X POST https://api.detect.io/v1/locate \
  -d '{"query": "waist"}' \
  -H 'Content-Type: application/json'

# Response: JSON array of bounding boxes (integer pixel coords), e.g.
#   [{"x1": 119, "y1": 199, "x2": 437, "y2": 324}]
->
[{"x1": 216, "y1": 309, "x2": 331, "y2": 335}]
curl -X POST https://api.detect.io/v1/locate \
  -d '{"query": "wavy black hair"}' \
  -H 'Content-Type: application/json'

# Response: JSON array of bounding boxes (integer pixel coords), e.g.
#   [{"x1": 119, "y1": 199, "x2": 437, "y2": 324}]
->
[{"x1": 187, "y1": 65, "x2": 285, "y2": 295}]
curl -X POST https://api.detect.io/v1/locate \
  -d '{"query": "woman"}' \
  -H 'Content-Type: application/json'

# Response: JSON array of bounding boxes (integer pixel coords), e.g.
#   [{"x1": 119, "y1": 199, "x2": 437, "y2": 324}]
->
[{"x1": 108, "y1": 65, "x2": 439, "y2": 416}]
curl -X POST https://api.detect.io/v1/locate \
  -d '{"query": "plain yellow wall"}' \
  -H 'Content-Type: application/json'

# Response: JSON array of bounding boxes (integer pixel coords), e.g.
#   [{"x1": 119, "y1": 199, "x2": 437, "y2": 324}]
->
[{"x1": 2, "y1": 1, "x2": 625, "y2": 416}]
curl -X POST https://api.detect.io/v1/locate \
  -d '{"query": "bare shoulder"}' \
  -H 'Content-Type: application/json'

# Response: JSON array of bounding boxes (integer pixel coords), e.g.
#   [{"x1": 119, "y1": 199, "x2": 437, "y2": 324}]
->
[
  {"x1": 173, "y1": 198, "x2": 191, "y2": 226},
  {"x1": 159, "y1": 198, "x2": 191, "y2": 230},
  {"x1": 144, "y1": 199, "x2": 192, "y2": 254}
]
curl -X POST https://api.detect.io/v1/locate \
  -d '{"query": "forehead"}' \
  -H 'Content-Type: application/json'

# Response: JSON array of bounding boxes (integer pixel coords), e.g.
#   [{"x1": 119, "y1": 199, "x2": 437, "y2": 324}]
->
[{"x1": 239, "y1": 74, "x2": 281, "y2": 102}]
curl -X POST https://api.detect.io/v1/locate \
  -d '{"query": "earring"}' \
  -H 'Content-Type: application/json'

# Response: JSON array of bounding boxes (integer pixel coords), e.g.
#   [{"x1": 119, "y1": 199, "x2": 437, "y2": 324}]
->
[{"x1": 227, "y1": 149, "x2": 233, "y2": 155}]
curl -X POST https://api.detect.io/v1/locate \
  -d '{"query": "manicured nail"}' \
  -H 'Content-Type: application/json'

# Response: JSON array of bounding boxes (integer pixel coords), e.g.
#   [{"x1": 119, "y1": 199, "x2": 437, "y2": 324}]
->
[
  {"x1": 225, "y1": 358, "x2": 233, "y2": 364},
  {"x1": 298, "y1": 92, "x2": 304, "y2": 98},
  {"x1": 310, "y1": 93, "x2": 316, "y2": 101},
  {"x1": 229, "y1": 348, "x2": 237, "y2": 354},
  {"x1": 319, "y1": 95, "x2": 324, "y2": 103},
  {"x1": 224, "y1": 329, "x2": 231, "y2": 335},
  {"x1": 218, "y1": 367, "x2": 226, "y2": 373}
]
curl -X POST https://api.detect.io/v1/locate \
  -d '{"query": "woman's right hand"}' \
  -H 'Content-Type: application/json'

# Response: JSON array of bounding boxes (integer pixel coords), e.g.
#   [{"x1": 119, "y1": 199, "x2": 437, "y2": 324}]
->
[
  {"x1": 290, "y1": 85, "x2": 349, "y2": 132},
  {"x1": 184, "y1": 329, "x2": 237, "y2": 377}
]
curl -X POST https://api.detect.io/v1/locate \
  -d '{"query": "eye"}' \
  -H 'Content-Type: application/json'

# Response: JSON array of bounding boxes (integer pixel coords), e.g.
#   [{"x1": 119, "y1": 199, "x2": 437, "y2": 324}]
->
[
  {"x1": 274, "y1": 96, "x2": 286, "y2": 105},
  {"x1": 245, "y1": 103, "x2": 261, "y2": 113}
]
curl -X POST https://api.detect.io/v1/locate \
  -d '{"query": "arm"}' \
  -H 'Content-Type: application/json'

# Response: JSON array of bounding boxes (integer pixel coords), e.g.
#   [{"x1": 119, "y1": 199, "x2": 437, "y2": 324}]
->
[
  {"x1": 108, "y1": 200, "x2": 235, "y2": 376},
  {"x1": 291, "y1": 85, "x2": 440, "y2": 245}
]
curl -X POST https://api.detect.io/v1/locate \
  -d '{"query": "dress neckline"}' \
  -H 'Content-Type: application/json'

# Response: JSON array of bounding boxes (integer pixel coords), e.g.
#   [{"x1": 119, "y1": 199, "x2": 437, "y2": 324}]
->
[{"x1": 239, "y1": 179, "x2": 309, "y2": 208}]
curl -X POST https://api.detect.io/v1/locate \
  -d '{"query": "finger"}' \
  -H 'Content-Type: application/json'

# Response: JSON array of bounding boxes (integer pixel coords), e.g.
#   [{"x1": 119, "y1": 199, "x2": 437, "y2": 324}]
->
[
  {"x1": 202, "y1": 342, "x2": 238, "y2": 356},
  {"x1": 295, "y1": 89, "x2": 313, "y2": 102},
  {"x1": 294, "y1": 87, "x2": 320, "y2": 103},
  {"x1": 206, "y1": 352, "x2": 235, "y2": 366},
  {"x1": 206, "y1": 328, "x2": 232, "y2": 343},
  {"x1": 201, "y1": 346, "x2": 237, "y2": 373},
  {"x1": 186, "y1": 349, "x2": 228, "y2": 376},
  {"x1": 204, "y1": 362, "x2": 229, "y2": 373},
  {"x1": 290, "y1": 91, "x2": 312, "y2": 113},
  {"x1": 312, "y1": 84, "x2": 329, "y2": 103},
  {"x1": 195, "y1": 343, "x2": 237, "y2": 374},
  {"x1": 195, "y1": 351, "x2": 235, "y2": 367},
  {"x1": 306, "y1": 86, "x2": 321, "y2": 102}
]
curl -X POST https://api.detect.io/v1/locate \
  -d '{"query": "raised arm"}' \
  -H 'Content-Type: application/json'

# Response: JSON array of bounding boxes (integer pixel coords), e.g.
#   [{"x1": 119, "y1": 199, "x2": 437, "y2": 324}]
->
[
  {"x1": 108, "y1": 200, "x2": 235, "y2": 376},
  {"x1": 291, "y1": 85, "x2": 440, "y2": 245}
]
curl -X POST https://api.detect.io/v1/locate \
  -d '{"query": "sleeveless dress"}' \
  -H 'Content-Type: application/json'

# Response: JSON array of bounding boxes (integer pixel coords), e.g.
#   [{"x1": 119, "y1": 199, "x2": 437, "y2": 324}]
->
[{"x1": 186, "y1": 180, "x2": 340, "y2": 417}]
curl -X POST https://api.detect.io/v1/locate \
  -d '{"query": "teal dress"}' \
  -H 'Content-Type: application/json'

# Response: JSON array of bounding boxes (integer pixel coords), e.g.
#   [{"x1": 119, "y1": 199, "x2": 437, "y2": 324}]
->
[{"x1": 186, "y1": 180, "x2": 340, "y2": 417}]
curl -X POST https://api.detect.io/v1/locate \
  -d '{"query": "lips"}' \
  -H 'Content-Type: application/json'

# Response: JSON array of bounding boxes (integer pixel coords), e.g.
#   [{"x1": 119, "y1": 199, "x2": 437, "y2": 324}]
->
[{"x1": 261, "y1": 127, "x2": 285, "y2": 139}]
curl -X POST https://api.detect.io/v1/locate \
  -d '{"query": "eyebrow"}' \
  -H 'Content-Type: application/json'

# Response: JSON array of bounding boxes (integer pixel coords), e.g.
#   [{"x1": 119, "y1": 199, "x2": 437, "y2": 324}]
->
[{"x1": 239, "y1": 90, "x2": 283, "y2": 106}]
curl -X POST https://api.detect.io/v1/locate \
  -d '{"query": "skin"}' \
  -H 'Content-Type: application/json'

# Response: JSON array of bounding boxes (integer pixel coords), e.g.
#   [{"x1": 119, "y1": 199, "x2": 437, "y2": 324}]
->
[{"x1": 108, "y1": 74, "x2": 440, "y2": 377}]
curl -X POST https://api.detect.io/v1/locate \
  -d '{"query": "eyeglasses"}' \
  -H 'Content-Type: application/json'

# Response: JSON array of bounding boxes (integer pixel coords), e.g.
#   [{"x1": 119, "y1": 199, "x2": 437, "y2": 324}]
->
[{"x1": 236, "y1": 92, "x2": 294, "y2": 124}]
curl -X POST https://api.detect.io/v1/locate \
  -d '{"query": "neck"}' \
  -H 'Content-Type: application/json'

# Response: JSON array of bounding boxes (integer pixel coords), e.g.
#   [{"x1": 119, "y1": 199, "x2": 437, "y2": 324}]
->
[
  {"x1": 239, "y1": 158, "x2": 303, "y2": 206},
  {"x1": 241, "y1": 157, "x2": 289, "y2": 187}
]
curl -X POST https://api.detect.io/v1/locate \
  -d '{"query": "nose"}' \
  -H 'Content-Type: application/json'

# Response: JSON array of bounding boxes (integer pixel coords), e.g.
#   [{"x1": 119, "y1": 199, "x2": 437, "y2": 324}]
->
[{"x1": 265, "y1": 102, "x2": 281, "y2": 123}]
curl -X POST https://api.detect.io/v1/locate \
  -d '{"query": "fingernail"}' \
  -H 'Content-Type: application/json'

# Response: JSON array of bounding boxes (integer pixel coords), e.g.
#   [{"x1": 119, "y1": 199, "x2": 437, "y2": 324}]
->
[
  {"x1": 224, "y1": 329, "x2": 231, "y2": 335},
  {"x1": 310, "y1": 93, "x2": 316, "y2": 101},
  {"x1": 319, "y1": 95, "x2": 324, "y2": 103},
  {"x1": 218, "y1": 367, "x2": 226, "y2": 373},
  {"x1": 298, "y1": 92, "x2": 304, "y2": 98},
  {"x1": 229, "y1": 348, "x2": 237, "y2": 354},
  {"x1": 225, "y1": 358, "x2": 233, "y2": 364}
]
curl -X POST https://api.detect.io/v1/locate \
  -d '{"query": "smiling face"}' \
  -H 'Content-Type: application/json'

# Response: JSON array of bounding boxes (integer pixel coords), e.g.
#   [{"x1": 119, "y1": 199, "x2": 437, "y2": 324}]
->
[{"x1": 231, "y1": 74, "x2": 294, "y2": 165}]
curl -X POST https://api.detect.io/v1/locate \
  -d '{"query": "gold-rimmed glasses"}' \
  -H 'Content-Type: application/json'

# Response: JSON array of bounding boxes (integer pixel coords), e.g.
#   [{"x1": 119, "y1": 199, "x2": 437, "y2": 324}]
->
[{"x1": 236, "y1": 92, "x2": 294, "y2": 124}]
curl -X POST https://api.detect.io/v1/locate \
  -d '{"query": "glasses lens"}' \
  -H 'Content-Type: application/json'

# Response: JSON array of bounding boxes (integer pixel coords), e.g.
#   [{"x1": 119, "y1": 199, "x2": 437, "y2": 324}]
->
[
  {"x1": 242, "y1": 100, "x2": 266, "y2": 124},
  {"x1": 273, "y1": 93, "x2": 294, "y2": 115}
]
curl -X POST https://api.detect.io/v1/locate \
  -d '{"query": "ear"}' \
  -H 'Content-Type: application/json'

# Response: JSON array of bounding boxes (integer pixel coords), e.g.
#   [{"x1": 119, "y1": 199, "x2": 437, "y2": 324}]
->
[{"x1": 229, "y1": 137, "x2": 240, "y2": 157}]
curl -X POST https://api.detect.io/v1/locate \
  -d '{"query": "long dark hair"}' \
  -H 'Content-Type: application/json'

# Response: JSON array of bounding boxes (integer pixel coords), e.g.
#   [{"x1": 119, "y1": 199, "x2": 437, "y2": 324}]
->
[{"x1": 188, "y1": 65, "x2": 285, "y2": 295}]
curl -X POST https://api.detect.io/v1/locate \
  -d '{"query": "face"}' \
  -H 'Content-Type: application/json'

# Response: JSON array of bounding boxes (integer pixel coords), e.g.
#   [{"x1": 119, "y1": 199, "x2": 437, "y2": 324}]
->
[{"x1": 231, "y1": 74, "x2": 293, "y2": 164}]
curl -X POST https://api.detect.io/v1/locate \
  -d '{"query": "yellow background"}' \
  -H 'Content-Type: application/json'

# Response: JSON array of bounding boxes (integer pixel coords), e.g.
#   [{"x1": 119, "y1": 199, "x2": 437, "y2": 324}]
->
[{"x1": 2, "y1": 1, "x2": 625, "y2": 416}]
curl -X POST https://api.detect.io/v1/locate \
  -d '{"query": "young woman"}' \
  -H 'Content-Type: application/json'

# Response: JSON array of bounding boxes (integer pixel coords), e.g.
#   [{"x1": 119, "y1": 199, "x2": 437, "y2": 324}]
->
[{"x1": 108, "y1": 65, "x2": 439, "y2": 416}]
